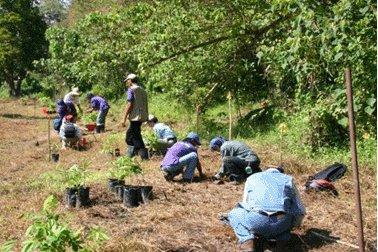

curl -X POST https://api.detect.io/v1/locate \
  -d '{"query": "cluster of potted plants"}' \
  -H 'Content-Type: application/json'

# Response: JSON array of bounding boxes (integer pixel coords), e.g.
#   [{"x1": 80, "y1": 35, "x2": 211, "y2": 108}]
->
[{"x1": 108, "y1": 156, "x2": 153, "y2": 207}]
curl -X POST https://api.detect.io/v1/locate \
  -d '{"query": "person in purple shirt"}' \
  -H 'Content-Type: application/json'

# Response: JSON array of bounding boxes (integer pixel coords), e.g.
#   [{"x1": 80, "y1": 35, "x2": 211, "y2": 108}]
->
[
  {"x1": 161, "y1": 132, "x2": 205, "y2": 182},
  {"x1": 86, "y1": 93, "x2": 110, "y2": 133}
]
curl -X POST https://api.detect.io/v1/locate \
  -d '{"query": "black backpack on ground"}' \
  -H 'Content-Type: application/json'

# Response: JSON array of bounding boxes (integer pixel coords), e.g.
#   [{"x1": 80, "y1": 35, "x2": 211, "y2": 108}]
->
[
  {"x1": 64, "y1": 123, "x2": 76, "y2": 138},
  {"x1": 305, "y1": 163, "x2": 347, "y2": 196},
  {"x1": 309, "y1": 162, "x2": 347, "y2": 182}
]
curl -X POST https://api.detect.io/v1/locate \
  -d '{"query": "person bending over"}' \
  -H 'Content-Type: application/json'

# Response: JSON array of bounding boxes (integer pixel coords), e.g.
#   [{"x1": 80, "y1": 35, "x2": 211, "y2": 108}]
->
[
  {"x1": 160, "y1": 132, "x2": 204, "y2": 182},
  {"x1": 226, "y1": 167, "x2": 306, "y2": 251},
  {"x1": 59, "y1": 115, "x2": 82, "y2": 150},
  {"x1": 210, "y1": 137, "x2": 261, "y2": 183},
  {"x1": 146, "y1": 114, "x2": 177, "y2": 154},
  {"x1": 86, "y1": 93, "x2": 110, "y2": 133}
]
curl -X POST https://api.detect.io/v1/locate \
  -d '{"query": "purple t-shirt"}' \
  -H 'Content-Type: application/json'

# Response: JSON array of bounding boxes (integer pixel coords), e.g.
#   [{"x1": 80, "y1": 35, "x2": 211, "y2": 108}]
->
[
  {"x1": 127, "y1": 88, "x2": 135, "y2": 102},
  {"x1": 161, "y1": 141, "x2": 197, "y2": 167},
  {"x1": 90, "y1": 96, "x2": 109, "y2": 111}
]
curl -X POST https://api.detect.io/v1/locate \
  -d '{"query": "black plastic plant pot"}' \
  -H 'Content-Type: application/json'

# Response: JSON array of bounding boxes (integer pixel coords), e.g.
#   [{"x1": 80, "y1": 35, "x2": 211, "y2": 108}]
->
[
  {"x1": 115, "y1": 185, "x2": 125, "y2": 200},
  {"x1": 108, "y1": 178, "x2": 124, "y2": 192},
  {"x1": 123, "y1": 186, "x2": 142, "y2": 208},
  {"x1": 76, "y1": 186, "x2": 90, "y2": 208},
  {"x1": 66, "y1": 187, "x2": 77, "y2": 208},
  {"x1": 114, "y1": 148, "x2": 120, "y2": 157},
  {"x1": 140, "y1": 186, "x2": 153, "y2": 203},
  {"x1": 51, "y1": 153, "x2": 59, "y2": 162}
]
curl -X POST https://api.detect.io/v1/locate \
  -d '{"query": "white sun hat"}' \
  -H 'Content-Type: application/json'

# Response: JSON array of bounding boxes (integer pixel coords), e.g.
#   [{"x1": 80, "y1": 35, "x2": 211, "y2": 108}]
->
[
  {"x1": 124, "y1": 73, "x2": 137, "y2": 82},
  {"x1": 71, "y1": 87, "x2": 80, "y2": 96}
]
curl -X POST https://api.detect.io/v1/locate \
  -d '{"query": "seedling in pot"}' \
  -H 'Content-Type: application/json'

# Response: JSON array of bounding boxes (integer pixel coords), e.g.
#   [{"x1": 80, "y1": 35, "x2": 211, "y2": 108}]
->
[
  {"x1": 51, "y1": 144, "x2": 60, "y2": 162},
  {"x1": 62, "y1": 163, "x2": 90, "y2": 208},
  {"x1": 107, "y1": 156, "x2": 141, "y2": 198}
]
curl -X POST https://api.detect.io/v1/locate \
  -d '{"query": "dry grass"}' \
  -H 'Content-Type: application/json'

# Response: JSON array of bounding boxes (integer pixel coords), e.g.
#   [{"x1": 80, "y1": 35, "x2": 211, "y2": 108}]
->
[{"x1": 0, "y1": 99, "x2": 376, "y2": 252}]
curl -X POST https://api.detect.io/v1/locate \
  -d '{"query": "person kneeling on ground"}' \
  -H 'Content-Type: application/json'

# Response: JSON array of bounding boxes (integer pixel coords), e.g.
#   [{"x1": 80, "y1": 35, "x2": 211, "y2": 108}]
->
[
  {"x1": 225, "y1": 167, "x2": 306, "y2": 251},
  {"x1": 86, "y1": 93, "x2": 110, "y2": 133},
  {"x1": 160, "y1": 132, "x2": 204, "y2": 182},
  {"x1": 59, "y1": 115, "x2": 82, "y2": 149},
  {"x1": 210, "y1": 137, "x2": 261, "y2": 183},
  {"x1": 147, "y1": 114, "x2": 177, "y2": 154}
]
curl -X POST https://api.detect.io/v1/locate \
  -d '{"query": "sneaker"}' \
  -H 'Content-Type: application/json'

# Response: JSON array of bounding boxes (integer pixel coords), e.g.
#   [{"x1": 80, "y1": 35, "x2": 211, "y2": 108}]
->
[{"x1": 163, "y1": 171, "x2": 173, "y2": 182}]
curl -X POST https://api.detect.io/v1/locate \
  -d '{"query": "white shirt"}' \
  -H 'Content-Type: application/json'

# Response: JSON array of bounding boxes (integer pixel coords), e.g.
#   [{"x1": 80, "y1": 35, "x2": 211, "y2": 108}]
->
[{"x1": 63, "y1": 91, "x2": 80, "y2": 104}]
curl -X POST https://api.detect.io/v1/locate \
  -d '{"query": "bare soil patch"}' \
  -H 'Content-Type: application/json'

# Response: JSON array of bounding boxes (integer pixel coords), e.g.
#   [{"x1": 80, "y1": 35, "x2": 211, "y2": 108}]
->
[{"x1": 0, "y1": 100, "x2": 376, "y2": 251}]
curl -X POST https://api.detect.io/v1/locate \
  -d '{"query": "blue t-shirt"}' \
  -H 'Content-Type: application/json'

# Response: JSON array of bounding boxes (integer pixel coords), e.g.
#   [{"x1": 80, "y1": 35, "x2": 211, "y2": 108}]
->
[
  {"x1": 90, "y1": 96, "x2": 109, "y2": 111},
  {"x1": 127, "y1": 88, "x2": 135, "y2": 102},
  {"x1": 161, "y1": 141, "x2": 196, "y2": 167}
]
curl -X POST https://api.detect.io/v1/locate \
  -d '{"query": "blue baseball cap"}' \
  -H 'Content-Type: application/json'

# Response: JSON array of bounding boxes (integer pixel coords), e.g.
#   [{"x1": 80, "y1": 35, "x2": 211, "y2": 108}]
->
[
  {"x1": 209, "y1": 136, "x2": 226, "y2": 150},
  {"x1": 186, "y1": 132, "x2": 201, "y2": 145}
]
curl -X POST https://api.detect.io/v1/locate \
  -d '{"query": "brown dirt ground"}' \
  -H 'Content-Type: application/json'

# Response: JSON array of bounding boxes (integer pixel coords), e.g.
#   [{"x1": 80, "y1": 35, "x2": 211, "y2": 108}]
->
[{"x1": 0, "y1": 99, "x2": 376, "y2": 252}]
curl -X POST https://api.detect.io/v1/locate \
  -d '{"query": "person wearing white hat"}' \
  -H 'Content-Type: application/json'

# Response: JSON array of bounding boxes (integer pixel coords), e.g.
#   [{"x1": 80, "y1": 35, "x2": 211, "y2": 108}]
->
[
  {"x1": 63, "y1": 87, "x2": 82, "y2": 121},
  {"x1": 146, "y1": 114, "x2": 177, "y2": 154},
  {"x1": 121, "y1": 73, "x2": 149, "y2": 159}
]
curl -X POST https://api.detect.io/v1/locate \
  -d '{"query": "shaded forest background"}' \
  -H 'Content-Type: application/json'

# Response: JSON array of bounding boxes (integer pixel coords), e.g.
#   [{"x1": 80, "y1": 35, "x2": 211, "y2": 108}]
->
[{"x1": 0, "y1": 0, "x2": 376, "y2": 153}]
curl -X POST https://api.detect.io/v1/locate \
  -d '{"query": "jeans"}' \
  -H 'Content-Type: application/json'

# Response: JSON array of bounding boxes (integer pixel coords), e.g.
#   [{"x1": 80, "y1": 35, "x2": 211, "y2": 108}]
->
[
  {"x1": 216, "y1": 156, "x2": 261, "y2": 181},
  {"x1": 126, "y1": 121, "x2": 145, "y2": 150},
  {"x1": 96, "y1": 109, "x2": 108, "y2": 126},
  {"x1": 162, "y1": 152, "x2": 198, "y2": 180},
  {"x1": 228, "y1": 204, "x2": 294, "y2": 243}
]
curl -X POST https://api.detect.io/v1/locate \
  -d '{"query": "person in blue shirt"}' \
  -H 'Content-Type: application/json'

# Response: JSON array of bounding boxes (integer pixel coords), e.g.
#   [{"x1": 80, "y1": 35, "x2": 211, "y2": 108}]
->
[
  {"x1": 224, "y1": 167, "x2": 306, "y2": 251},
  {"x1": 86, "y1": 93, "x2": 110, "y2": 133},
  {"x1": 161, "y1": 132, "x2": 204, "y2": 182},
  {"x1": 147, "y1": 114, "x2": 177, "y2": 154}
]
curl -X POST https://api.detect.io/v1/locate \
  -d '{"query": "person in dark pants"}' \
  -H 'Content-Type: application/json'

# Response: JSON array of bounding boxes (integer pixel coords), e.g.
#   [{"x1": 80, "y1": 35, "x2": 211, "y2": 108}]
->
[
  {"x1": 210, "y1": 137, "x2": 261, "y2": 183},
  {"x1": 121, "y1": 73, "x2": 149, "y2": 159}
]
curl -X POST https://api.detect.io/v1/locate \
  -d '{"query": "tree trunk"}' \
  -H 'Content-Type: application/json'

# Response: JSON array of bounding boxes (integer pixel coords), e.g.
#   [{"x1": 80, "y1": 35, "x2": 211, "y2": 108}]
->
[{"x1": 5, "y1": 70, "x2": 25, "y2": 97}]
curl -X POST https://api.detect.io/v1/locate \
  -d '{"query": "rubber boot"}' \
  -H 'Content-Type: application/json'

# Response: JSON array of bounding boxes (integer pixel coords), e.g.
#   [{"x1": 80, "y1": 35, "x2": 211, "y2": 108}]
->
[
  {"x1": 101, "y1": 125, "x2": 105, "y2": 133},
  {"x1": 139, "y1": 148, "x2": 149, "y2": 160},
  {"x1": 126, "y1": 145, "x2": 136, "y2": 157},
  {"x1": 95, "y1": 125, "x2": 101, "y2": 133}
]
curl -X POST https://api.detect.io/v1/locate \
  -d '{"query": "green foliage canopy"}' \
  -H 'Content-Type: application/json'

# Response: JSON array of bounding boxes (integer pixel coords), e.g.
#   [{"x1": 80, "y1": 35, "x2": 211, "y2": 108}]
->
[
  {"x1": 40, "y1": 0, "x2": 376, "y2": 139},
  {"x1": 0, "y1": 0, "x2": 48, "y2": 96}
]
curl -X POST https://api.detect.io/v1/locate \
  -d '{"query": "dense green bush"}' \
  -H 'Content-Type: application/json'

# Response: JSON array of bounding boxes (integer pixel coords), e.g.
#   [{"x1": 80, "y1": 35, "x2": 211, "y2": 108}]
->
[{"x1": 33, "y1": 0, "x2": 376, "y2": 148}]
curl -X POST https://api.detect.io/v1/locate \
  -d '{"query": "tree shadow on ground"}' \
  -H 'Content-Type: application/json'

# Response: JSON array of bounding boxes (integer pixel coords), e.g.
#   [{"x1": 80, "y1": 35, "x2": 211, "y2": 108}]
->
[{"x1": 1, "y1": 113, "x2": 46, "y2": 120}]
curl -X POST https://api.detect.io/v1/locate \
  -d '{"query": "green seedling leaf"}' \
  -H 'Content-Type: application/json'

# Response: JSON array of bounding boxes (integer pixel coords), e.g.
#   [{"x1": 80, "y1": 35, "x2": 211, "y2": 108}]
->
[
  {"x1": 337, "y1": 117, "x2": 348, "y2": 128},
  {"x1": 1, "y1": 240, "x2": 16, "y2": 252},
  {"x1": 43, "y1": 195, "x2": 58, "y2": 213}
]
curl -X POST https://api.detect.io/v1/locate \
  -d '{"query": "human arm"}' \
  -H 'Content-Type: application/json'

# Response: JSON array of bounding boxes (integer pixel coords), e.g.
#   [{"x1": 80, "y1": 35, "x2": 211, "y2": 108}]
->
[
  {"x1": 196, "y1": 159, "x2": 205, "y2": 178},
  {"x1": 122, "y1": 101, "x2": 133, "y2": 127},
  {"x1": 122, "y1": 88, "x2": 134, "y2": 127},
  {"x1": 291, "y1": 183, "x2": 306, "y2": 227}
]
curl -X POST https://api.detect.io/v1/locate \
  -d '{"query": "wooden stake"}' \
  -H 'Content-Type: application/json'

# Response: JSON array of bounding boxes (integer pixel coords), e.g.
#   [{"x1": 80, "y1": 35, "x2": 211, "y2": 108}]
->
[
  {"x1": 33, "y1": 98, "x2": 36, "y2": 118},
  {"x1": 196, "y1": 104, "x2": 200, "y2": 133},
  {"x1": 227, "y1": 91, "x2": 232, "y2": 140},
  {"x1": 48, "y1": 116, "x2": 51, "y2": 161},
  {"x1": 345, "y1": 68, "x2": 365, "y2": 252}
]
